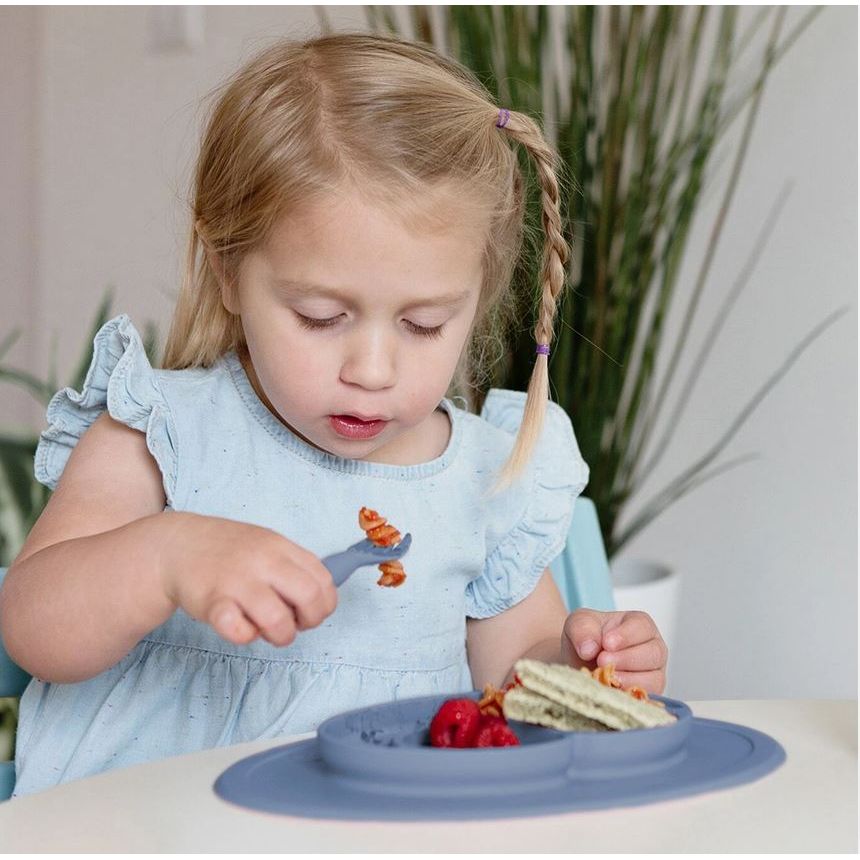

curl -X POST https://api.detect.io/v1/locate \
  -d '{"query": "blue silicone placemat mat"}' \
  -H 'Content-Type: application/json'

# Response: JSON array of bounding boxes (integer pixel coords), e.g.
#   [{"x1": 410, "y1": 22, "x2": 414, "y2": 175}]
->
[{"x1": 213, "y1": 694, "x2": 786, "y2": 820}]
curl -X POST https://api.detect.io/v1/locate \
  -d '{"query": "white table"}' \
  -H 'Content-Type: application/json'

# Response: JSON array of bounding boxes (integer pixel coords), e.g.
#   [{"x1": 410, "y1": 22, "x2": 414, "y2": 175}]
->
[{"x1": 0, "y1": 700, "x2": 855, "y2": 852}]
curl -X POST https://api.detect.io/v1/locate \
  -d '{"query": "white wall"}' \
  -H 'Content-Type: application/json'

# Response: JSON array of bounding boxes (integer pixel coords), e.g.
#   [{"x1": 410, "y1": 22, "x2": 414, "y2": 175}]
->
[
  {"x1": 0, "y1": 7, "x2": 39, "y2": 433},
  {"x1": 0, "y1": 6, "x2": 855, "y2": 700},
  {"x1": 618, "y1": 6, "x2": 857, "y2": 701}
]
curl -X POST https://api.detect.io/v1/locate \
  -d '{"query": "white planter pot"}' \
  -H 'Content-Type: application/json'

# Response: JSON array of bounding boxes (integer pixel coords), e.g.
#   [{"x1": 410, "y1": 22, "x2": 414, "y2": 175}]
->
[{"x1": 610, "y1": 558, "x2": 680, "y2": 661}]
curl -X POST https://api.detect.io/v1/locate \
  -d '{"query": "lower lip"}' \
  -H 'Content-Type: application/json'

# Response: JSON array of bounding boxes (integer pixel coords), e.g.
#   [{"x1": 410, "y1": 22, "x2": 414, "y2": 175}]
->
[{"x1": 329, "y1": 415, "x2": 389, "y2": 440}]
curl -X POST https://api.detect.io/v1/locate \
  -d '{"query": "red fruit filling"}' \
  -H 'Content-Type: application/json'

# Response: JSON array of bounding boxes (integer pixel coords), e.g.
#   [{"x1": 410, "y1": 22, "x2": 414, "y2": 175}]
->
[
  {"x1": 428, "y1": 698, "x2": 482, "y2": 748},
  {"x1": 429, "y1": 698, "x2": 520, "y2": 748}
]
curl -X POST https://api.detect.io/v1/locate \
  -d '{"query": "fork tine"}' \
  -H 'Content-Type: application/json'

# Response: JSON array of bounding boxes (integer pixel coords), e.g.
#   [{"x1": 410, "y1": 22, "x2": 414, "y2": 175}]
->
[
  {"x1": 369, "y1": 532, "x2": 412, "y2": 558},
  {"x1": 390, "y1": 532, "x2": 411, "y2": 556}
]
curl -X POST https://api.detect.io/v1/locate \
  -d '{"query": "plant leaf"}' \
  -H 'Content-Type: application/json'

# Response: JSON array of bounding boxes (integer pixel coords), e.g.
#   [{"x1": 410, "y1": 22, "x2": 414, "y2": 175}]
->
[
  {"x1": 0, "y1": 329, "x2": 21, "y2": 361},
  {"x1": 631, "y1": 180, "x2": 794, "y2": 488},
  {"x1": 0, "y1": 367, "x2": 55, "y2": 404},
  {"x1": 612, "y1": 306, "x2": 849, "y2": 554},
  {"x1": 70, "y1": 289, "x2": 114, "y2": 391},
  {"x1": 613, "y1": 453, "x2": 761, "y2": 552},
  {"x1": 0, "y1": 437, "x2": 38, "y2": 516}
]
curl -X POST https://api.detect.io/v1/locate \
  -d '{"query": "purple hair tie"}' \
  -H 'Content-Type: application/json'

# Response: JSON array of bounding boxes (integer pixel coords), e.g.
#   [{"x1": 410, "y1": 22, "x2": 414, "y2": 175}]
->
[
  {"x1": 496, "y1": 108, "x2": 511, "y2": 128},
  {"x1": 536, "y1": 343, "x2": 550, "y2": 356}
]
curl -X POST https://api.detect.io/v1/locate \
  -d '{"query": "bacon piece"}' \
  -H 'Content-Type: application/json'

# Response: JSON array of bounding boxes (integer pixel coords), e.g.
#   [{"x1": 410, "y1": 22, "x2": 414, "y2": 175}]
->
[
  {"x1": 586, "y1": 662, "x2": 662, "y2": 706},
  {"x1": 591, "y1": 664, "x2": 623, "y2": 688},
  {"x1": 477, "y1": 683, "x2": 507, "y2": 718},
  {"x1": 376, "y1": 560, "x2": 406, "y2": 588},
  {"x1": 358, "y1": 507, "x2": 386, "y2": 531},
  {"x1": 366, "y1": 523, "x2": 402, "y2": 547},
  {"x1": 359, "y1": 506, "x2": 408, "y2": 586}
]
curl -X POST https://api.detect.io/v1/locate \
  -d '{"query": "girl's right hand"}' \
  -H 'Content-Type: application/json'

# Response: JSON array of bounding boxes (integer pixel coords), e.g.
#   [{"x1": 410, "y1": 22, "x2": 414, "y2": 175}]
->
[{"x1": 156, "y1": 511, "x2": 338, "y2": 647}]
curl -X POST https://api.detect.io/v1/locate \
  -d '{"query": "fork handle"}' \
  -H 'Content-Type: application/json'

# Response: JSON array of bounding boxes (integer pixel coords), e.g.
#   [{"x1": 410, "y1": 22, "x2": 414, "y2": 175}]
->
[{"x1": 322, "y1": 551, "x2": 367, "y2": 587}]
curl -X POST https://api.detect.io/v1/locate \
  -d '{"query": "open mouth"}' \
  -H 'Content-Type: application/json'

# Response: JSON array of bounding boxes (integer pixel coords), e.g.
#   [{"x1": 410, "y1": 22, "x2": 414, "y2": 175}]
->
[{"x1": 329, "y1": 414, "x2": 389, "y2": 440}]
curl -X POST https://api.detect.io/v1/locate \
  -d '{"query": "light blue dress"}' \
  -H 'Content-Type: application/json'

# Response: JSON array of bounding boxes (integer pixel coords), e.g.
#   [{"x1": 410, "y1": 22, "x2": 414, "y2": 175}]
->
[{"x1": 13, "y1": 314, "x2": 589, "y2": 796}]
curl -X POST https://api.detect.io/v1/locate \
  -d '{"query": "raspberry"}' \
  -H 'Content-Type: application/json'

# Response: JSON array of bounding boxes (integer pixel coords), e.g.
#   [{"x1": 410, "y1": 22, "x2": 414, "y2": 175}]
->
[
  {"x1": 489, "y1": 721, "x2": 520, "y2": 747},
  {"x1": 429, "y1": 698, "x2": 482, "y2": 748},
  {"x1": 473, "y1": 715, "x2": 521, "y2": 748},
  {"x1": 473, "y1": 716, "x2": 506, "y2": 747}
]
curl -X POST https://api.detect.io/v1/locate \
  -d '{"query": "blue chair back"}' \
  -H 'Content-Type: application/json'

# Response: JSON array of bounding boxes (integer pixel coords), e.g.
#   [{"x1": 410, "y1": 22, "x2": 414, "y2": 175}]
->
[
  {"x1": 549, "y1": 497, "x2": 616, "y2": 611},
  {"x1": 0, "y1": 566, "x2": 32, "y2": 800}
]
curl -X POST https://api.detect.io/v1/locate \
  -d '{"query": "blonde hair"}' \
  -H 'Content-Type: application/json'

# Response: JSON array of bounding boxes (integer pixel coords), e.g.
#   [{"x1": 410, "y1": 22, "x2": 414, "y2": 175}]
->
[{"x1": 163, "y1": 32, "x2": 570, "y2": 488}]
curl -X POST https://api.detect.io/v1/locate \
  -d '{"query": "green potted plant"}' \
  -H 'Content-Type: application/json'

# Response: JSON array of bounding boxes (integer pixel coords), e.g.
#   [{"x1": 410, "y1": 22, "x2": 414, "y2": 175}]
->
[{"x1": 342, "y1": 6, "x2": 845, "y2": 647}]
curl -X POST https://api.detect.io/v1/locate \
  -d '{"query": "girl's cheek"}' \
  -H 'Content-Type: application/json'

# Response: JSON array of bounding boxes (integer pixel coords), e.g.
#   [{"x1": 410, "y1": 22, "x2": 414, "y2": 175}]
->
[{"x1": 304, "y1": 356, "x2": 348, "y2": 400}]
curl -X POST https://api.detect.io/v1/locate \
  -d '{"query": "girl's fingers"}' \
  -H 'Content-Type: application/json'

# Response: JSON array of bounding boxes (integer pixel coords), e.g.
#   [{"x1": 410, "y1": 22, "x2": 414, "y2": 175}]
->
[
  {"x1": 208, "y1": 596, "x2": 260, "y2": 645},
  {"x1": 603, "y1": 667, "x2": 666, "y2": 696},
  {"x1": 269, "y1": 568, "x2": 336, "y2": 631},
  {"x1": 563, "y1": 608, "x2": 608, "y2": 661},
  {"x1": 207, "y1": 557, "x2": 336, "y2": 647},
  {"x1": 238, "y1": 584, "x2": 298, "y2": 646},
  {"x1": 600, "y1": 611, "x2": 660, "y2": 652},
  {"x1": 597, "y1": 636, "x2": 668, "y2": 674},
  {"x1": 291, "y1": 546, "x2": 341, "y2": 599}
]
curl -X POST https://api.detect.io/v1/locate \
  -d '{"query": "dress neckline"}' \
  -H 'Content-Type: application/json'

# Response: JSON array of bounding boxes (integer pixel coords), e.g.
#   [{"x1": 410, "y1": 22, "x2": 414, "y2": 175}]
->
[{"x1": 223, "y1": 351, "x2": 462, "y2": 479}]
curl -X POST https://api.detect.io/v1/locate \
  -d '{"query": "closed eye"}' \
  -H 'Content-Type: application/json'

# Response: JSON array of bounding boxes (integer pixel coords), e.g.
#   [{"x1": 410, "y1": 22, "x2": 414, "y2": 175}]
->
[
  {"x1": 295, "y1": 312, "x2": 444, "y2": 340},
  {"x1": 294, "y1": 312, "x2": 343, "y2": 330},
  {"x1": 404, "y1": 320, "x2": 445, "y2": 339}
]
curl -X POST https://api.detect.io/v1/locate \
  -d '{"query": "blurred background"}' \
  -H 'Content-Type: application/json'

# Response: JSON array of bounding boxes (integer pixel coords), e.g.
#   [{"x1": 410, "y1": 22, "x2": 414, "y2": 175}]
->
[{"x1": 0, "y1": 5, "x2": 856, "y2": 702}]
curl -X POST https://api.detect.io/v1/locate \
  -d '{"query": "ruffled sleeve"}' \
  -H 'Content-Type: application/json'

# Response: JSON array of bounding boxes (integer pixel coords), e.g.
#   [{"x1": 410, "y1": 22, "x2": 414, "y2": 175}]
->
[
  {"x1": 34, "y1": 314, "x2": 178, "y2": 506},
  {"x1": 465, "y1": 389, "x2": 589, "y2": 618}
]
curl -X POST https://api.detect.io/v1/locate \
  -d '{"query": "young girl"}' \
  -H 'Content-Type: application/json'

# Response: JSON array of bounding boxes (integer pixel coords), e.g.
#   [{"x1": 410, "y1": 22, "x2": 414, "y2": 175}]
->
[{"x1": 0, "y1": 32, "x2": 667, "y2": 796}]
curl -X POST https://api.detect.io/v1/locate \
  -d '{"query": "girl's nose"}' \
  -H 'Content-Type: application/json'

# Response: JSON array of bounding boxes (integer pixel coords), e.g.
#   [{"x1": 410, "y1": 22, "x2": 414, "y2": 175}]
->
[{"x1": 339, "y1": 328, "x2": 397, "y2": 391}]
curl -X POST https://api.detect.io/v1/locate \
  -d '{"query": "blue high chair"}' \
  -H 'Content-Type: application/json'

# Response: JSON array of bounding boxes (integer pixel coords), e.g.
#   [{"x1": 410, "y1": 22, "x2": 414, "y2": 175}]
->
[
  {"x1": 0, "y1": 496, "x2": 613, "y2": 801},
  {"x1": 549, "y1": 497, "x2": 616, "y2": 612}
]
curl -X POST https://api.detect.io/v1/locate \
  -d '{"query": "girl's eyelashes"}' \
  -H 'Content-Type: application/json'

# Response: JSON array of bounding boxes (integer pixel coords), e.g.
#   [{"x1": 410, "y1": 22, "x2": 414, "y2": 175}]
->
[
  {"x1": 403, "y1": 320, "x2": 445, "y2": 339},
  {"x1": 294, "y1": 311, "x2": 445, "y2": 340},
  {"x1": 294, "y1": 312, "x2": 343, "y2": 330}
]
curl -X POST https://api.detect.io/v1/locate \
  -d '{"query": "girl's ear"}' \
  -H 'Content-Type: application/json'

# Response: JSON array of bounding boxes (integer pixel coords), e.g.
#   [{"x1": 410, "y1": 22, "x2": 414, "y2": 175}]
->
[{"x1": 203, "y1": 246, "x2": 239, "y2": 314}]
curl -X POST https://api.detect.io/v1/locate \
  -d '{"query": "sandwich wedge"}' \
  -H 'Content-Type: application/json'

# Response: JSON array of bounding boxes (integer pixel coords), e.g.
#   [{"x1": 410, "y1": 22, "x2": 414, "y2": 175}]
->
[{"x1": 502, "y1": 659, "x2": 676, "y2": 732}]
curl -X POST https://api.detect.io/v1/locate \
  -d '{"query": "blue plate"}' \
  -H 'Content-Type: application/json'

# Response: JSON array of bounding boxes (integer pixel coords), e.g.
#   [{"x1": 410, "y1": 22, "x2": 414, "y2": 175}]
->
[{"x1": 213, "y1": 691, "x2": 785, "y2": 820}]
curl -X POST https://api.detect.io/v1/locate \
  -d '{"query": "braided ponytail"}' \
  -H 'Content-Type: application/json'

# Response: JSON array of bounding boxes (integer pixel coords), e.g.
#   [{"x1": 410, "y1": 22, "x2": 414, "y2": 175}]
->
[{"x1": 491, "y1": 108, "x2": 570, "y2": 491}]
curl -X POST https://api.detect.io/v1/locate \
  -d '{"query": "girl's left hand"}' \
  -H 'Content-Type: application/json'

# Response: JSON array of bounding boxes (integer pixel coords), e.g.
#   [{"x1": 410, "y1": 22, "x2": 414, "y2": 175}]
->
[{"x1": 560, "y1": 608, "x2": 668, "y2": 695}]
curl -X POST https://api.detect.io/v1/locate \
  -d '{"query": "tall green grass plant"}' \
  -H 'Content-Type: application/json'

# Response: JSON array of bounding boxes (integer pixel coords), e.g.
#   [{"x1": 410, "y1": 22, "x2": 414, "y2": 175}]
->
[{"x1": 341, "y1": 6, "x2": 843, "y2": 555}]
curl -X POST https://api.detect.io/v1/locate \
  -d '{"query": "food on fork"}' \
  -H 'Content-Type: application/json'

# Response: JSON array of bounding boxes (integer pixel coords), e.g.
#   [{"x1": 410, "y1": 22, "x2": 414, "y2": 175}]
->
[
  {"x1": 502, "y1": 659, "x2": 677, "y2": 732},
  {"x1": 358, "y1": 506, "x2": 408, "y2": 587},
  {"x1": 358, "y1": 506, "x2": 402, "y2": 545},
  {"x1": 376, "y1": 561, "x2": 406, "y2": 587}
]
